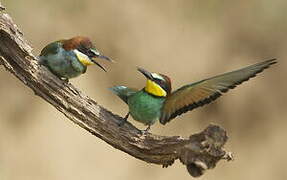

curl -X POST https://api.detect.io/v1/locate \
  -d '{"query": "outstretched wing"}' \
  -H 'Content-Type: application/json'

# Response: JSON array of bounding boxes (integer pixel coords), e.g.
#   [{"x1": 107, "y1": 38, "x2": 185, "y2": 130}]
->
[
  {"x1": 109, "y1": 86, "x2": 138, "y2": 104},
  {"x1": 160, "y1": 59, "x2": 277, "y2": 125}
]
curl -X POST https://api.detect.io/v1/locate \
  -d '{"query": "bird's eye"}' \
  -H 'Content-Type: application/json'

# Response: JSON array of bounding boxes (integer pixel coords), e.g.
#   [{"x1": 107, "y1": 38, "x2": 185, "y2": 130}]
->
[
  {"x1": 88, "y1": 49, "x2": 100, "y2": 57},
  {"x1": 154, "y1": 79, "x2": 164, "y2": 86},
  {"x1": 78, "y1": 45, "x2": 88, "y2": 54},
  {"x1": 154, "y1": 78, "x2": 170, "y2": 93},
  {"x1": 77, "y1": 45, "x2": 95, "y2": 58}
]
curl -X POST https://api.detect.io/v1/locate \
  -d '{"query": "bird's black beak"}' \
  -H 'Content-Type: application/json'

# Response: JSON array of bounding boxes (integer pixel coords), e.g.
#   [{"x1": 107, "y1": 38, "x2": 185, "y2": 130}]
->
[
  {"x1": 91, "y1": 54, "x2": 114, "y2": 72},
  {"x1": 98, "y1": 55, "x2": 114, "y2": 62},
  {"x1": 137, "y1": 67, "x2": 154, "y2": 80},
  {"x1": 90, "y1": 48, "x2": 114, "y2": 62},
  {"x1": 91, "y1": 58, "x2": 107, "y2": 72}
]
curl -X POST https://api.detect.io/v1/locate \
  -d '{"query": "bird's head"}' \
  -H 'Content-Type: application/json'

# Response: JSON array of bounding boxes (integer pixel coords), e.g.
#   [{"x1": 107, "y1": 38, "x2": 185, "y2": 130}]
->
[
  {"x1": 63, "y1": 36, "x2": 113, "y2": 71},
  {"x1": 137, "y1": 67, "x2": 171, "y2": 97}
]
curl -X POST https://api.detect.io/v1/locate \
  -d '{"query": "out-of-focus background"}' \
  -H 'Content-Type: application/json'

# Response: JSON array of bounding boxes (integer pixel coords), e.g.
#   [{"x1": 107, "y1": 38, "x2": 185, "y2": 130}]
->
[{"x1": 0, "y1": 0, "x2": 286, "y2": 179}]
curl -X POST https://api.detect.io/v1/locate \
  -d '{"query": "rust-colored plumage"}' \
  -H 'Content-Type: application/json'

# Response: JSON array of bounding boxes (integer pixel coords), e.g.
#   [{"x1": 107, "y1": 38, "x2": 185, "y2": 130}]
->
[
  {"x1": 62, "y1": 36, "x2": 94, "y2": 51},
  {"x1": 159, "y1": 74, "x2": 172, "y2": 95}
]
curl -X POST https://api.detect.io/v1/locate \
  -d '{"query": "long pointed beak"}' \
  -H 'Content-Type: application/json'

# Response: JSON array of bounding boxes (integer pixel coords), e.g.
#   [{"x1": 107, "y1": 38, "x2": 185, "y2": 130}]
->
[
  {"x1": 98, "y1": 55, "x2": 114, "y2": 62},
  {"x1": 90, "y1": 54, "x2": 114, "y2": 72},
  {"x1": 91, "y1": 59, "x2": 107, "y2": 72},
  {"x1": 137, "y1": 67, "x2": 153, "y2": 80},
  {"x1": 91, "y1": 48, "x2": 114, "y2": 62}
]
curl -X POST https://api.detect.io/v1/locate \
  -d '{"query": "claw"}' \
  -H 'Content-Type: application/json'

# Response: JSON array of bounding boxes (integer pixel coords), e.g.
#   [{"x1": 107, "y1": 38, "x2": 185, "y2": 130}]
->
[
  {"x1": 140, "y1": 125, "x2": 151, "y2": 134},
  {"x1": 118, "y1": 112, "x2": 129, "y2": 126},
  {"x1": 60, "y1": 77, "x2": 69, "y2": 83}
]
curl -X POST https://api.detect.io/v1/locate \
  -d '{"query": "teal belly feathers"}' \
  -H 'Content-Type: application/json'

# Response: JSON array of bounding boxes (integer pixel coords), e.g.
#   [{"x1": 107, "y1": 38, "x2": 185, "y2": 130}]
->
[
  {"x1": 127, "y1": 90, "x2": 165, "y2": 125},
  {"x1": 39, "y1": 42, "x2": 86, "y2": 79}
]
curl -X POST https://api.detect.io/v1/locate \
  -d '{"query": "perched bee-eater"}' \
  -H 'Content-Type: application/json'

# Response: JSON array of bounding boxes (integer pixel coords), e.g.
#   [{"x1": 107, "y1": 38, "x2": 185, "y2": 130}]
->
[
  {"x1": 110, "y1": 59, "x2": 277, "y2": 131},
  {"x1": 39, "y1": 36, "x2": 112, "y2": 80}
]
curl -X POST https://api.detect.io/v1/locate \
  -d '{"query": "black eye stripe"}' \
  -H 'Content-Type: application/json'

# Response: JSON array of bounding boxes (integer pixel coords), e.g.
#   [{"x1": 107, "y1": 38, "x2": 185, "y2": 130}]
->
[
  {"x1": 78, "y1": 45, "x2": 95, "y2": 58},
  {"x1": 155, "y1": 79, "x2": 165, "y2": 88},
  {"x1": 154, "y1": 79, "x2": 162, "y2": 84},
  {"x1": 153, "y1": 78, "x2": 171, "y2": 94},
  {"x1": 78, "y1": 45, "x2": 88, "y2": 54}
]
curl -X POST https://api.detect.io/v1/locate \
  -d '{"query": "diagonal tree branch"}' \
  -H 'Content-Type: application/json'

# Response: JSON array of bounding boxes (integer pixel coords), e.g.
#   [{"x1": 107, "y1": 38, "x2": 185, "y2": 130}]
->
[{"x1": 0, "y1": 6, "x2": 232, "y2": 177}]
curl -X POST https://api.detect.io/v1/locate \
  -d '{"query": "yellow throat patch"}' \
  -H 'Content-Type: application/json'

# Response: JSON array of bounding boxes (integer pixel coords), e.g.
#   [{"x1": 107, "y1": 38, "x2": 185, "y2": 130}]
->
[
  {"x1": 74, "y1": 49, "x2": 94, "y2": 66},
  {"x1": 145, "y1": 79, "x2": 167, "y2": 97}
]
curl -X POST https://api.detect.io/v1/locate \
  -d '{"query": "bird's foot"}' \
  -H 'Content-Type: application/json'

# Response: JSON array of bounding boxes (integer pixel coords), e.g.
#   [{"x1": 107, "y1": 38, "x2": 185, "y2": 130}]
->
[
  {"x1": 60, "y1": 78, "x2": 69, "y2": 83},
  {"x1": 118, "y1": 112, "x2": 129, "y2": 126},
  {"x1": 140, "y1": 125, "x2": 151, "y2": 135}
]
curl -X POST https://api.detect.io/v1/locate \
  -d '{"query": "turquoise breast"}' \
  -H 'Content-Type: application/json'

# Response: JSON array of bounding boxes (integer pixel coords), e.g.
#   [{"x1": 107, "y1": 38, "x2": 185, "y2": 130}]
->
[
  {"x1": 127, "y1": 90, "x2": 165, "y2": 125},
  {"x1": 39, "y1": 45, "x2": 86, "y2": 79}
]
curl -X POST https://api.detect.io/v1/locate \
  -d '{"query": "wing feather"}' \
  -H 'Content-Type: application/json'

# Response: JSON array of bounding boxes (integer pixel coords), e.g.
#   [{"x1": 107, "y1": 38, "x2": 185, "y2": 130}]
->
[{"x1": 160, "y1": 59, "x2": 277, "y2": 124}]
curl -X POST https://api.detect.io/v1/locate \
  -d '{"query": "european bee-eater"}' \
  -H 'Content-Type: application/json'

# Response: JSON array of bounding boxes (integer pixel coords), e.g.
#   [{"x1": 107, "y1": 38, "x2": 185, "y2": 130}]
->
[
  {"x1": 39, "y1": 36, "x2": 112, "y2": 80},
  {"x1": 110, "y1": 59, "x2": 277, "y2": 131}
]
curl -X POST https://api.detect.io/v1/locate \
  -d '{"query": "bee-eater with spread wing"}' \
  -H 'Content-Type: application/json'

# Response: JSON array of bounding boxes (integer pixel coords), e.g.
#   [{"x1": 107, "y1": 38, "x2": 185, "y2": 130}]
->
[{"x1": 110, "y1": 59, "x2": 277, "y2": 131}]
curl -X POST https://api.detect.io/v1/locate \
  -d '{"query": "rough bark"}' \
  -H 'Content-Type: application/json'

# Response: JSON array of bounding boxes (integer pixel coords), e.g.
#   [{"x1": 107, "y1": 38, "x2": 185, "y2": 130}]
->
[{"x1": 0, "y1": 5, "x2": 232, "y2": 177}]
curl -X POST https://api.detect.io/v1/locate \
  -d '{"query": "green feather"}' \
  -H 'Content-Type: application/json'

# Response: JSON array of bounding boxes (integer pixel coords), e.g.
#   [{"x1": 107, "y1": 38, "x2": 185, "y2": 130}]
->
[
  {"x1": 109, "y1": 86, "x2": 137, "y2": 104},
  {"x1": 40, "y1": 41, "x2": 62, "y2": 57}
]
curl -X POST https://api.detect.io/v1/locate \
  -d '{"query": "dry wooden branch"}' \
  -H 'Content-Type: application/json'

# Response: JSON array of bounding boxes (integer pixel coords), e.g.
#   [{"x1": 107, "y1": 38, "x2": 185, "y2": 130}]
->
[{"x1": 0, "y1": 6, "x2": 232, "y2": 177}]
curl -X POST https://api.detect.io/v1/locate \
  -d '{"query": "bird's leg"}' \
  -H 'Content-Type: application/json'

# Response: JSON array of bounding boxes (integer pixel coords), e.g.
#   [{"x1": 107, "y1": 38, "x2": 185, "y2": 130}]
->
[
  {"x1": 118, "y1": 112, "x2": 129, "y2": 126},
  {"x1": 145, "y1": 125, "x2": 151, "y2": 131},
  {"x1": 141, "y1": 125, "x2": 151, "y2": 134},
  {"x1": 60, "y1": 77, "x2": 69, "y2": 83}
]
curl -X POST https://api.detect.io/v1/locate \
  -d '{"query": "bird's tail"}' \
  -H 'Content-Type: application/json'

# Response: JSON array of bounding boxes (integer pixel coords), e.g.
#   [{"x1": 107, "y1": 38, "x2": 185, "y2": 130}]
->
[{"x1": 109, "y1": 86, "x2": 137, "y2": 104}]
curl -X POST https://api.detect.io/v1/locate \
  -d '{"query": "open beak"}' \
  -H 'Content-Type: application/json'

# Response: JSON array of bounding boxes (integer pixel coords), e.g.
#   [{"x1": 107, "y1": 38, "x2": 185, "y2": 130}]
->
[
  {"x1": 90, "y1": 58, "x2": 107, "y2": 72},
  {"x1": 91, "y1": 54, "x2": 114, "y2": 72},
  {"x1": 91, "y1": 49, "x2": 114, "y2": 62},
  {"x1": 98, "y1": 55, "x2": 114, "y2": 62},
  {"x1": 137, "y1": 67, "x2": 154, "y2": 80}
]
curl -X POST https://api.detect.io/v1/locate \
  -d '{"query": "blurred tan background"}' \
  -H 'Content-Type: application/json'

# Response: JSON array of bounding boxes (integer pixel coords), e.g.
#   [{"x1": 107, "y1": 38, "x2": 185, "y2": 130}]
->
[{"x1": 0, "y1": 0, "x2": 286, "y2": 179}]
